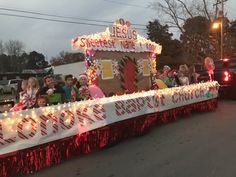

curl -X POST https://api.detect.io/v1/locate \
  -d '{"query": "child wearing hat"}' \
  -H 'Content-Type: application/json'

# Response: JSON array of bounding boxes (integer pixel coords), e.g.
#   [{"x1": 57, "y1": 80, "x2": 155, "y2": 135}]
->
[
  {"x1": 165, "y1": 69, "x2": 178, "y2": 88},
  {"x1": 77, "y1": 73, "x2": 91, "y2": 100}
]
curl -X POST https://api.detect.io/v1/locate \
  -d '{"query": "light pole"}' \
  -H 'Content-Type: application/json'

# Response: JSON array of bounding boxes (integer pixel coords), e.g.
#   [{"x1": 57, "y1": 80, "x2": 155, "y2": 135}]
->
[
  {"x1": 212, "y1": 21, "x2": 223, "y2": 59},
  {"x1": 212, "y1": 0, "x2": 224, "y2": 59},
  {"x1": 220, "y1": 0, "x2": 224, "y2": 60}
]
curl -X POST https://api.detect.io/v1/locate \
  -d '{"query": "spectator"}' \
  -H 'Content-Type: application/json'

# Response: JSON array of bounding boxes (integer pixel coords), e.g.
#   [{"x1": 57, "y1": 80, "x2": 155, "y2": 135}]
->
[
  {"x1": 63, "y1": 74, "x2": 78, "y2": 102},
  {"x1": 38, "y1": 75, "x2": 65, "y2": 105},
  {"x1": 35, "y1": 95, "x2": 48, "y2": 108}
]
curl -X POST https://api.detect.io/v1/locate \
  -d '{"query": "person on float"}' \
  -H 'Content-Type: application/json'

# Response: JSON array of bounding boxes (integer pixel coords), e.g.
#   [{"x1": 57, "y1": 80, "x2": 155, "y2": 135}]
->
[
  {"x1": 26, "y1": 77, "x2": 40, "y2": 108},
  {"x1": 178, "y1": 64, "x2": 189, "y2": 76},
  {"x1": 10, "y1": 80, "x2": 28, "y2": 111},
  {"x1": 204, "y1": 57, "x2": 215, "y2": 81},
  {"x1": 88, "y1": 83, "x2": 105, "y2": 99},
  {"x1": 178, "y1": 72, "x2": 189, "y2": 85},
  {"x1": 35, "y1": 95, "x2": 48, "y2": 108},
  {"x1": 189, "y1": 65, "x2": 200, "y2": 84},
  {"x1": 62, "y1": 74, "x2": 79, "y2": 102},
  {"x1": 153, "y1": 69, "x2": 168, "y2": 89},
  {"x1": 159, "y1": 65, "x2": 171, "y2": 80},
  {"x1": 38, "y1": 75, "x2": 65, "y2": 105},
  {"x1": 77, "y1": 73, "x2": 91, "y2": 100},
  {"x1": 165, "y1": 69, "x2": 178, "y2": 87},
  {"x1": 173, "y1": 70, "x2": 181, "y2": 86},
  {"x1": 10, "y1": 77, "x2": 39, "y2": 111}
]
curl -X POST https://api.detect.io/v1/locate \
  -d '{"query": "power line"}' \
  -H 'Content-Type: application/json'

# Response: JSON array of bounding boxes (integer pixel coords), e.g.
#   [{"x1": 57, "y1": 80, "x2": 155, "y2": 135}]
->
[
  {"x1": 0, "y1": 12, "x2": 146, "y2": 30},
  {"x1": 213, "y1": 0, "x2": 228, "y2": 6},
  {"x1": 0, "y1": 7, "x2": 146, "y2": 27},
  {"x1": 103, "y1": 0, "x2": 148, "y2": 9}
]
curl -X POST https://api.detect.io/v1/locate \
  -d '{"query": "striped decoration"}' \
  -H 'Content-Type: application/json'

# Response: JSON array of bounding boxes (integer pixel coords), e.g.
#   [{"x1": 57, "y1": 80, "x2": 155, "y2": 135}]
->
[{"x1": 119, "y1": 56, "x2": 139, "y2": 92}]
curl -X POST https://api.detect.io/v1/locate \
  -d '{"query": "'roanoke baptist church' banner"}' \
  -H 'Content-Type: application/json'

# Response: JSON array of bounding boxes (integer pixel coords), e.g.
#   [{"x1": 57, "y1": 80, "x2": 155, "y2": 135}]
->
[{"x1": 0, "y1": 82, "x2": 219, "y2": 155}]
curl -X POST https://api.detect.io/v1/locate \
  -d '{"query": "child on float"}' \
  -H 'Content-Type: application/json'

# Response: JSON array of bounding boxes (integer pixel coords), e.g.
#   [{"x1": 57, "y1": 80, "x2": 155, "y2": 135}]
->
[
  {"x1": 38, "y1": 75, "x2": 65, "y2": 105},
  {"x1": 165, "y1": 69, "x2": 178, "y2": 87},
  {"x1": 77, "y1": 73, "x2": 91, "y2": 100},
  {"x1": 26, "y1": 77, "x2": 40, "y2": 108},
  {"x1": 35, "y1": 95, "x2": 48, "y2": 108},
  {"x1": 10, "y1": 77, "x2": 39, "y2": 111},
  {"x1": 159, "y1": 65, "x2": 171, "y2": 80},
  {"x1": 10, "y1": 80, "x2": 28, "y2": 111},
  {"x1": 178, "y1": 65, "x2": 190, "y2": 86},
  {"x1": 153, "y1": 69, "x2": 168, "y2": 89},
  {"x1": 189, "y1": 65, "x2": 199, "y2": 84},
  {"x1": 63, "y1": 74, "x2": 79, "y2": 102},
  {"x1": 160, "y1": 65, "x2": 174, "y2": 87}
]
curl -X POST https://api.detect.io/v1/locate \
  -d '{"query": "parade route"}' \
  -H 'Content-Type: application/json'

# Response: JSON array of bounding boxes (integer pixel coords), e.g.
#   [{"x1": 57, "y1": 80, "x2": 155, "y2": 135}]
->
[{"x1": 27, "y1": 100, "x2": 236, "y2": 177}]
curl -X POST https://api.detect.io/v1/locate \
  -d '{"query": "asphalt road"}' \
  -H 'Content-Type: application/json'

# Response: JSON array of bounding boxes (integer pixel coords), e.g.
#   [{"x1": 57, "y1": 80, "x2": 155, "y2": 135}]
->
[{"x1": 28, "y1": 100, "x2": 236, "y2": 177}]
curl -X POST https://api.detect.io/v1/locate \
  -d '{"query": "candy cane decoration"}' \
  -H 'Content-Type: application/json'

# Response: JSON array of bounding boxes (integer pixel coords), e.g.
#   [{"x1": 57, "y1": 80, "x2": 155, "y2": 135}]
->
[
  {"x1": 39, "y1": 114, "x2": 58, "y2": 136},
  {"x1": 145, "y1": 96, "x2": 154, "y2": 109},
  {"x1": 0, "y1": 122, "x2": 16, "y2": 145},
  {"x1": 115, "y1": 101, "x2": 126, "y2": 116},
  {"x1": 59, "y1": 110, "x2": 75, "y2": 130},
  {"x1": 76, "y1": 106, "x2": 95, "y2": 126},
  {"x1": 127, "y1": 99, "x2": 137, "y2": 113},
  {"x1": 93, "y1": 104, "x2": 106, "y2": 121},
  {"x1": 17, "y1": 117, "x2": 37, "y2": 140}
]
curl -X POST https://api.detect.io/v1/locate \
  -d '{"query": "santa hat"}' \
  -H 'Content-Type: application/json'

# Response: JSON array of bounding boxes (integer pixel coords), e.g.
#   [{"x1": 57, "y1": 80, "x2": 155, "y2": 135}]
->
[
  {"x1": 78, "y1": 73, "x2": 88, "y2": 80},
  {"x1": 167, "y1": 69, "x2": 176, "y2": 75},
  {"x1": 163, "y1": 65, "x2": 171, "y2": 72}
]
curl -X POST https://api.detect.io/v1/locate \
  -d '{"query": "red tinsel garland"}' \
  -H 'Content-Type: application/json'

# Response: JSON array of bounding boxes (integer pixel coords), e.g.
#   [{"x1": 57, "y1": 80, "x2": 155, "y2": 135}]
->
[{"x1": 0, "y1": 99, "x2": 218, "y2": 177}]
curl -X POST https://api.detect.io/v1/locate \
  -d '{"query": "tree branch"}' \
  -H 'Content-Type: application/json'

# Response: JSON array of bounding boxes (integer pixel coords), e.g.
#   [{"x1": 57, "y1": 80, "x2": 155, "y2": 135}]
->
[
  {"x1": 176, "y1": 0, "x2": 193, "y2": 18},
  {"x1": 202, "y1": 0, "x2": 211, "y2": 20}
]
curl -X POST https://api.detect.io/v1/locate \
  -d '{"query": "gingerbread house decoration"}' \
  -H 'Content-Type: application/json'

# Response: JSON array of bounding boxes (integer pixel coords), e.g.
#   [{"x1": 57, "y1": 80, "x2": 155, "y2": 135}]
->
[{"x1": 72, "y1": 19, "x2": 162, "y2": 96}]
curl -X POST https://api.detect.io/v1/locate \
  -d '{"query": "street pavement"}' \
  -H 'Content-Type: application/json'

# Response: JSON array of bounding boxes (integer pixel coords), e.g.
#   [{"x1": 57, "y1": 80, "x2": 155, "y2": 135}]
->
[{"x1": 27, "y1": 100, "x2": 236, "y2": 177}]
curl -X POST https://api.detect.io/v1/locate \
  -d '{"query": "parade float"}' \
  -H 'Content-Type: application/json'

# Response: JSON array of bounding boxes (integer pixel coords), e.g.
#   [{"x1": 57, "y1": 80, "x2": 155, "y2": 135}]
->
[{"x1": 0, "y1": 19, "x2": 219, "y2": 177}]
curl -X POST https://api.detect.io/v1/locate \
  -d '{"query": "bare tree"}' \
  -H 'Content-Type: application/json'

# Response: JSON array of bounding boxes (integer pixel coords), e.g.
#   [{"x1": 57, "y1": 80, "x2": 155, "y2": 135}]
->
[
  {"x1": 150, "y1": 0, "x2": 215, "y2": 33},
  {"x1": 0, "y1": 40, "x2": 4, "y2": 54},
  {"x1": 4, "y1": 40, "x2": 24, "y2": 56}
]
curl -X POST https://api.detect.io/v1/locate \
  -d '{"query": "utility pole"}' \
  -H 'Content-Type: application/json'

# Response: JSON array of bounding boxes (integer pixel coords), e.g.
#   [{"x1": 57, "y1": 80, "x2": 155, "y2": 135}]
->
[
  {"x1": 221, "y1": 0, "x2": 224, "y2": 59},
  {"x1": 213, "y1": 0, "x2": 227, "y2": 59}
]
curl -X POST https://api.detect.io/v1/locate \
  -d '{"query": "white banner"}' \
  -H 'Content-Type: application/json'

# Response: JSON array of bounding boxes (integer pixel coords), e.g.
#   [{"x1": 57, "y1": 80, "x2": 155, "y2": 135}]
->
[{"x1": 0, "y1": 82, "x2": 219, "y2": 155}]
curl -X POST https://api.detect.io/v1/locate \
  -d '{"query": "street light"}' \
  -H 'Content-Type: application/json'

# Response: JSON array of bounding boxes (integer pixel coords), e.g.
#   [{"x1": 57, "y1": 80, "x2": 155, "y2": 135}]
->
[
  {"x1": 212, "y1": 22, "x2": 221, "y2": 30},
  {"x1": 212, "y1": 21, "x2": 223, "y2": 60}
]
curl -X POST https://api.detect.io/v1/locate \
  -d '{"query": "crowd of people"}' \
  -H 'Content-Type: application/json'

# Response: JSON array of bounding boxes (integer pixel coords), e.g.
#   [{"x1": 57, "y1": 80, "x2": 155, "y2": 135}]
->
[
  {"x1": 10, "y1": 73, "x2": 95, "y2": 111},
  {"x1": 154, "y1": 64, "x2": 200, "y2": 89},
  {"x1": 8, "y1": 64, "x2": 200, "y2": 112}
]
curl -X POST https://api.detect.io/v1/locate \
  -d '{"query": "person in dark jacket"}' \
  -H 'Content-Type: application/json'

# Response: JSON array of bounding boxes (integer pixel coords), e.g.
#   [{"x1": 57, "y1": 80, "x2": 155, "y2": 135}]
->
[{"x1": 38, "y1": 75, "x2": 65, "y2": 105}]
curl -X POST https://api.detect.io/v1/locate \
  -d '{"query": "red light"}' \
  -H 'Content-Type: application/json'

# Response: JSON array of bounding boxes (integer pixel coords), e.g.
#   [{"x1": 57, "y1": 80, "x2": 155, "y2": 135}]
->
[
  {"x1": 223, "y1": 71, "x2": 231, "y2": 82},
  {"x1": 223, "y1": 58, "x2": 229, "y2": 62},
  {"x1": 224, "y1": 76, "x2": 229, "y2": 81}
]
